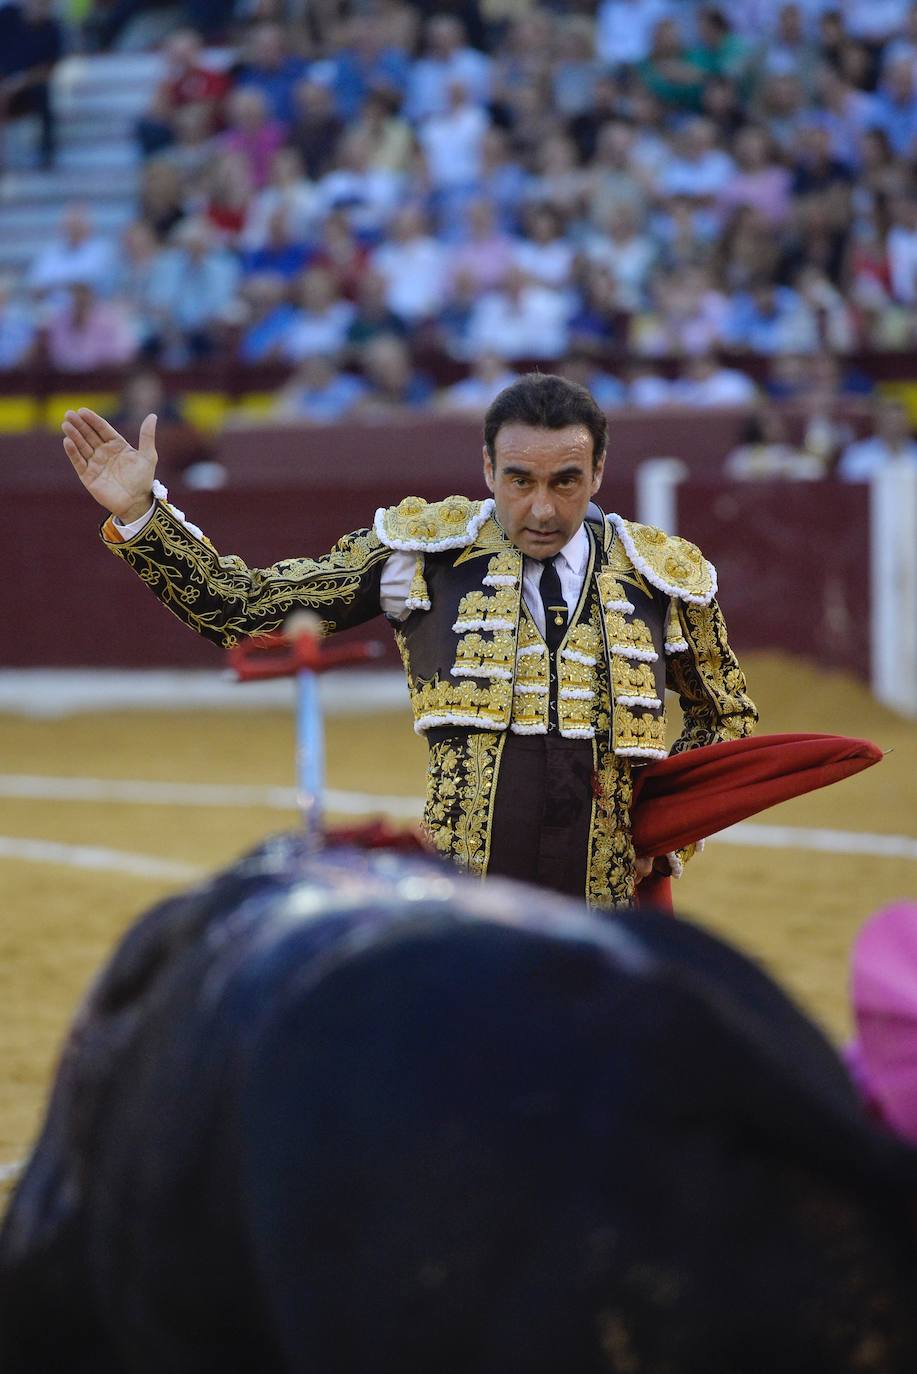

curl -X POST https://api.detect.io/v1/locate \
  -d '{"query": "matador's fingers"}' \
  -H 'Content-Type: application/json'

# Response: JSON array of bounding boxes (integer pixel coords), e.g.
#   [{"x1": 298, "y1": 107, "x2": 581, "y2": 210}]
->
[
  {"x1": 61, "y1": 415, "x2": 95, "y2": 462},
  {"x1": 63, "y1": 435, "x2": 87, "y2": 470},
  {"x1": 76, "y1": 407, "x2": 127, "y2": 448}
]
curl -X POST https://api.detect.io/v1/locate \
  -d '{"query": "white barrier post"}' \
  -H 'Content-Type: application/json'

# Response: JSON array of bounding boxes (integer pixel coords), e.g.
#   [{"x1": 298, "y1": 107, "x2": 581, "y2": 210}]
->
[
  {"x1": 870, "y1": 463, "x2": 917, "y2": 718},
  {"x1": 635, "y1": 458, "x2": 688, "y2": 534}
]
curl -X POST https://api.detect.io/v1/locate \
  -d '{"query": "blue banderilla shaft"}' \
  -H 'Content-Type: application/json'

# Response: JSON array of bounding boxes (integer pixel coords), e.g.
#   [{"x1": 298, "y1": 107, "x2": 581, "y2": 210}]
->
[{"x1": 296, "y1": 664, "x2": 325, "y2": 844}]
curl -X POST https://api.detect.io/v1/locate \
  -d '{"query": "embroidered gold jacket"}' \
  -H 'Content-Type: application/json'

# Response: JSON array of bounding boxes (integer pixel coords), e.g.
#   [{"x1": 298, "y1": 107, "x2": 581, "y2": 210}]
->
[{"x1": 102, "y1": 489, "x2": 757, "y2": 907}]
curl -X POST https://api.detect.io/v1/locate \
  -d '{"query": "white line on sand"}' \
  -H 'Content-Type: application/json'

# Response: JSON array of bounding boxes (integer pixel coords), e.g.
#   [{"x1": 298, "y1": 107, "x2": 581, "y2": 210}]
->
[
  {"x1": 0, "y1": 1161, "x2": 23, "y2": 1185},
  {"x1": 0, "y1": 836, "x2": 203, "y2": 882},
  {"x1": 1, "y1": 774, "x2": 915, "y2": 861}
]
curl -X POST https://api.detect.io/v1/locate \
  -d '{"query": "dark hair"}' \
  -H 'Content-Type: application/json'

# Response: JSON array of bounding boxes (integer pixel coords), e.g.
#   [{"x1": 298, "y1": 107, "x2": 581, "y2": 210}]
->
[{"x1": 483, "y1": 372, "x2": 608, "y2": 468}]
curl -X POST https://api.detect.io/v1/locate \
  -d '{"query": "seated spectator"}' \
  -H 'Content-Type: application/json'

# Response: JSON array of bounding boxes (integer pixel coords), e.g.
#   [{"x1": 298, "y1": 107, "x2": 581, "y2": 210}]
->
[
  {"x1": 289, "y1": 80, "x2": 344, "y2": 180},
  {"x1": 350, "y1": 87, "x2": 413, "y2": 173},
  {"x1": 868, "y1": 54, "x2": 917, "y2": 158},
  {"x1": 233, "y1": 22, "x2": 309, "y2": 129},
  {"x1": 405, "y1": 15, "x2": 490, "y2": 122},
  {"x1": 434, "y1": 267, "x2": 479, "y2": 360},
  {"x1": 465, "y1": 266, "x2": 570, "y2": 360},
  {"x1": 434, "y1": 352, "x2": 520, "y2": 413},
  {"x1": 688, "y1": 5, "x2": 755, "y2": 84},
  {"x1": 583, "y1": 202, "x2": 657, "y2": 310},
  {"x1": 627, "y1": 360, "x2": 675, "y2": 406},
  {"x1": 371, "y1": 206, "x2": 448, "y2": 325},
  {"x1": 313, "y1": 129, "x2": 404, "y2": 235},
  {"x1": 886, "y1": 192, "x2": 917, "y2": 304},
  {"x1": 448, "y1": 198, "x2": 514, "y2": 294},
  {"x1": 0, "y1": 0, "x2": 63, "y2": 168},
  {"x1": 756, "y1": 71, "x2": 808, "y2": 155},
  {"x1": 26, "y1": 205, "x2": 115, "y2": 302},
  {"x1": 219, "y1": 87, "x2": 286, "y2": 191},
  {"x1": 146, "y1": 216, "x2": 241, "y2": 363},
  {"x1": 587, "y1": 121, "x2": 652, "y2": 229},
  {"x1": 526, "y1": 132, "x2": 590, "y2": 220},
  {"x1": 316, "y1": 13, "x2": 410, "y2": 122},
  {"x1": 789, "y1": 122, "x2": 854, "y2": 203},
  {"x1": 837, "y1": 396, "x2": 917, "y2": 479},
  {"x1": 203, "y1": 149, "x2": 254, "y2": 244},
  {"x1": 158, "y1": 101, "x2": 216, "y2": 185},
  {"x1": 512, "y1": 204, "x2": 574, "y2": 289},
  {"x1": 345, "y1": 270, "x2": 407, "y2": 349},
  {"x1": 670, "y1": 352, "x2": 759, "y2": 406},
  {"x1": 567, "y1": 263, "x2": 623, "y2": 352},
  {"x1": 237, "y1": 274, "x2": 298, "y2": 363},
  {"x1": 637, "y1": 17, "x2": 707, "y2": 112},
  {"x1": 139, "y1": 158, "x2": 188, "y2": 242},
  {"x1": 631, "y1": 265, "x2": 730, "y2": 356},
  {"x1": 723, "y1": 278, "x2": 818, "y2": 352},
  {"x1": 283, "y1": 267, "x2": 355, "y2": 361},
  {"x1": 725, "y1": 407, "x2": 826, "y2": 479},
  {"x1": 809, "y1": 67, "x2": 876, "y2": 171},
  {"x1": 271, "y1": 354, "x2": 367, "y2": 423},
  {"x1": 136, "y1": 27, "x2": 229, "y2": 159},
  {"x1": 418, "y1": 79, "x2": 489, "y2": 192},
  {"x1": 111, "y1": 219, "x2": 163, "y2": 353},
  {"x1": 792, "y1": 264, "x2": 857, "y2": 350},
  {"x1": 352, "y1": 334, "x2": 434, "y2": 417},
  {"x1": 111, "y1": 368, "x2": 218, "y2": 487},
  {"x1": 761, "y1": 2, "x2": 822, "y2": 91},
  {"x1": 239, "y1": 205, "x2": 309, "y2": 280},
  {"x1": 0, "y1": 273, "x2": 36, "y2": 368},
  {"x1": 44, "y1": 282, "x2": 137, "y2": 371},
  {"x1": 716, "y1": 125, "x2": 792, "y2": 227},
  {"x1": 241, "y1": 148, "x2": 316, "y2": 253},
  {"x1": 309, "y1": 211, "x2": 370, "y2": 301},
  {"x1": 656, "y1": 117, "x2": 735, "y2": 201},
  {"x1": 551, "y1": 18, "x2": 603, "y2": 120},
  {"x1": 558, "y1": 351, "x2": 628, "y2": 408},
  {"x1": 460, "y1": 126, "x2": 529, "y2": 232},
  {"x1": 595, "y1": 0, "x2": 677, "y2": 70}
]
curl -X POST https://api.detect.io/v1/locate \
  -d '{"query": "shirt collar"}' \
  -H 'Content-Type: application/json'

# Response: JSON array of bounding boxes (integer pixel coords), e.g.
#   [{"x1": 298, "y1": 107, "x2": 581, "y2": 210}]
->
[{"x1": 552, "y1": 522, "x2": 589, "y2": 576}]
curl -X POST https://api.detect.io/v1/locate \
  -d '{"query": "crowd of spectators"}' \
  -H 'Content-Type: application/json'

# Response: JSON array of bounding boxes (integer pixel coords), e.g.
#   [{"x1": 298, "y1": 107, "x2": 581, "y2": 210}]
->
[{"x1": 3, "y1": 0, "x2": 917, "y2": 475}]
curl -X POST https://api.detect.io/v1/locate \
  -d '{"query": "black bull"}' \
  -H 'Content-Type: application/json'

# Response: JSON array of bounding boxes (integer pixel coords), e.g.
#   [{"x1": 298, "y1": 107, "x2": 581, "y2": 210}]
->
[{"x1": 2, "y1": 836, "x2": 917, "y2": 1373}]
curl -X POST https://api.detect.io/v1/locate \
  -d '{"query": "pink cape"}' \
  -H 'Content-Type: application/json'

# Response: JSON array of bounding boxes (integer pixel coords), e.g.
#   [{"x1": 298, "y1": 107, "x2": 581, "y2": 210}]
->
[{"x1": 848, "y1": 902, "x2": 917, "y2": 1145}]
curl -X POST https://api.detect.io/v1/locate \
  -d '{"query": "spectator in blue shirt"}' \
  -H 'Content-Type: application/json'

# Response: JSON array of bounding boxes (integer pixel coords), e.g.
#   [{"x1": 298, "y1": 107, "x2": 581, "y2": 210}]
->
[
  {"x1": 234, "y1": 23, "x2": 309, "y2": 129},
  {"x1": 869, "y1": 55, "x2": 917, "y2": 156},
  {"x1": 314, "y1": 13, "x2": 410, "y2": 121},
  {"x1": 272, "y1": 354, "x2": 368, "y2": 423},
  {"x1": 238, "y1": 274, "x2": 298, "y2": 363}
]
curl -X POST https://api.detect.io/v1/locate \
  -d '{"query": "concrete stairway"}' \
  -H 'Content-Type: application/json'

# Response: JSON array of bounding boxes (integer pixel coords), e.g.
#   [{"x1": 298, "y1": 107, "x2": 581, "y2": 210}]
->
[{"x1": 0, "y1": 52, "x2": 165, "y2": 276}]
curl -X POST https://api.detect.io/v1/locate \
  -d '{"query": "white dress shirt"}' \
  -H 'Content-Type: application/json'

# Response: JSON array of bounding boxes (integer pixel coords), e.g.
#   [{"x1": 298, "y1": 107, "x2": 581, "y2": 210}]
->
[{"x1": 115, "y1": 507, "x2": 592, "y2": 638}]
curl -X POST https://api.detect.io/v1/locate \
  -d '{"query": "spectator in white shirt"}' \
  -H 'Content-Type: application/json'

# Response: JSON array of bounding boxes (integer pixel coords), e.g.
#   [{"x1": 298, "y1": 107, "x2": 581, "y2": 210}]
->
[
  {"x1": 886, "y1": 193, "x2": 917, "y2": 304},
  {"x1": 466, "y1": 266, "x2": 570, "y2": 360},
  {"x1": 418, "y1": 80, "x2": 489, "y2": 190},
  {"x1": 146, "y1": 217, "x2": 241, "y2": 362},
  {"x1": 583, "y1": 202, "x2": 656, "y2": 311},
  {"x1": 434, "y1": 353, "x2": 520, "y2": 413},
  {"x1": 670, "y1": 352, "x2": 759, "y2": 406},
  {"x1": 371, "y1": 206, "x2": 448, "y2": 324},
  {"x1": 512, "y1": 205, "x2": 575, "y2": 289},
  {"x1": 240, "y1": 148, "x2": 316, "y2": 251},
  {"x1": 595, "y1": 0, "x2": 677, "y2": 68},
  {"x1": 405, "y1": 15, "x2": 490, "y2": 122},
  {"x1": 657, "y1": 117, "x2": 735, "y2": 201},
  {"x1": 837, "y1": 397, "x2": 917, "y2": 480},
  {"x1": 26, "y1": 205, "x2": 115, "y2": 303},
  {"x1": 283, "y1": 267, "x2": 355, "y2": 361},
  {"x1": 313, "y1": 129, "x2": 404, "y2": 235}
]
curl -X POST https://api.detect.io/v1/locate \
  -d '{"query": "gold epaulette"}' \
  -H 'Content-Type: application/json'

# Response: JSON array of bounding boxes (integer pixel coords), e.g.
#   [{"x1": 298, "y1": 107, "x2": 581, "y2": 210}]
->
[
  {"x1": 374, "y1": 496, "x2": 496, "y2": 552},
  {"x1": 607, "y1": 513, "x2": 717, "y2": 606}
]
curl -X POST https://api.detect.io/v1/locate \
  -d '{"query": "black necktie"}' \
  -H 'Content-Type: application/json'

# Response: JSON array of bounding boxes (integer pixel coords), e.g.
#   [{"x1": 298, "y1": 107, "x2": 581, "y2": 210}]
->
[{"x1": 539, "y1": 555, "x2": 568, "y2": 655}]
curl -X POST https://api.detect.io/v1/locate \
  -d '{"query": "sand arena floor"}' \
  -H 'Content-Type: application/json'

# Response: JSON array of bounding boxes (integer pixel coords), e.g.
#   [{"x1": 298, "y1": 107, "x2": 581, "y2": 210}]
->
[{"x1": 1, "y1": 651, "x2": 915, "y2": 1207}]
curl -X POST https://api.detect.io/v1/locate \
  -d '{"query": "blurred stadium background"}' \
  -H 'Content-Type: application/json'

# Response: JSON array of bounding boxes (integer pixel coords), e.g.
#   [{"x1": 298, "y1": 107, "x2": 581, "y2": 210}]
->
[{"x1": 1, "y1": 0, "x2": 916, "y2": 1200}]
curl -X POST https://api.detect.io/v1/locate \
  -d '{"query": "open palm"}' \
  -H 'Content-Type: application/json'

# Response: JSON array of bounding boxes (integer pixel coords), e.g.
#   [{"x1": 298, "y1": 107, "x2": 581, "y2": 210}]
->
[{"x1": 62, "y1": 407, "x2": 158, "y2": 521}]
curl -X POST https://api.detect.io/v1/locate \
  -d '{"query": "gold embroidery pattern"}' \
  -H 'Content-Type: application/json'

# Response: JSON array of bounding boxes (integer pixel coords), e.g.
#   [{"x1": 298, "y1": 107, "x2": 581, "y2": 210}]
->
[
  {"x1": 108, "y1": 505, "x2": 390, "y2": 646},
  {"x1": 414, "y1": 677, "x2": 513, "y2": 732},
  {"x1": 482, "y1": 550, "x2": 522, "y2": 586},
  {"x1": 379, "y1": 495, "x2": 489, "y2": 547},
  {"x1": 613, "y1": 705, "x2": 668, "y2": 755},
  {"x1": 621, "y1": 520, "x2": 715, "y2": 601},
  {"x1": 453, "y1": 587, "x2": 518, "y2": 631},
  {"x1": 596, "y1": 569, "x2": 634, "y2": 609},
  {"x1": 587, "y1": 749, "x2": 636, "y2": 909},
  {"x1": 511, "y1": 609, "x2": 549, "y2": 732},
  {"x1": 422, "y1": 732, "x2": 504, "y2": 875},
  {"x1": 604, "y1": 609, "x2": 658, "y2": 661},
  {"x1": 611, "y1": 657, "x2": 658, "y2": 698},
  {"x1": 453, "y1": 630, "x2": 516, "y2": 679},
  {"x1": 667, "y1": 600, "x2": 758, "y2": 753}
]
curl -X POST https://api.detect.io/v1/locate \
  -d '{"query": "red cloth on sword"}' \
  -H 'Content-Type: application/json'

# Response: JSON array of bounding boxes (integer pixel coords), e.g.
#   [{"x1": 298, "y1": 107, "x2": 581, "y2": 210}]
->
[{"x1": 630, "y1": 733, "x2": 883, "y2": 913}]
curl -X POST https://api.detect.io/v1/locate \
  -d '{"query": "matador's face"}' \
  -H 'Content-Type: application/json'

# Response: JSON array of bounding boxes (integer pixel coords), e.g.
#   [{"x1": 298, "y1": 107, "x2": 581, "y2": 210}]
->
[{"x1": 483, "y1": 423, "x2": 605, "y2": 561}]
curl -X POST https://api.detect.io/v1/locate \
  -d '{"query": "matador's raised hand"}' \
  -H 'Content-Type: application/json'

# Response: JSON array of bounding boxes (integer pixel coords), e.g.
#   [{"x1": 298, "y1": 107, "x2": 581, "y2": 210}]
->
[{"x1": 62, "y1": 407, "x2": 158, "y2": 523}]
